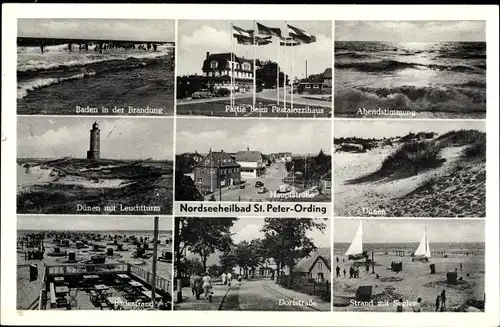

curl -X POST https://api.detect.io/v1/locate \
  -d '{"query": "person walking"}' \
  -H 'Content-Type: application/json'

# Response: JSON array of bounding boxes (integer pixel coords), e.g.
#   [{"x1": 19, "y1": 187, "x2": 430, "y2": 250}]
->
[
  {"x1": 413, "y1": 298, "x2": 422, "y2": 312},
  {"x1": 440, "y1": 290, "x2": 447, "y2": 312},
  {"x1": 336, "y1": 265, "x2": 341, "y2": 278},
  {"x1": 343, "y1": 268, "x2": 346, "y2": 278},
  {"x1": 202, "y1": 273, "x2": 212, "y2": 300},
  {"x1": 396, "y1": 299, "x2": 404, "y2": 312},
  {"x1": 435, "y1": 295, "x2": 440, "y2": 312},
  {"x1": 227, "y1": 272, "x2": 232, "y2": 286},
  {"x1": 192, "y1": 272, "x2": 203, "y2": 300},
  {"x1": 221, "y1": 272, "x2": 227, "y2": 286}
]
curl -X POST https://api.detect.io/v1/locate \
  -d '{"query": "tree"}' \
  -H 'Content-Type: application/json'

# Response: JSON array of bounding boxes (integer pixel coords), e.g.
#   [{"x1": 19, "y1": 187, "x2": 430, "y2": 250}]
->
[
  {"x1": 256, "y1": 60, "x2": 289, "y2": 89},
  {"x1": 233, "y1": 239, "x2": 264, "y2": 278},
  {"x1": 220, "y1": 250, "x2": 237, "y2": 272},
  {"x1": 182, "y1": 257, "x2": 204, "y2": 276},
  {"x1": 174, "y1": 217, "x2": 238, "y2": 280},
  {"x1": 175, "y1": 169, "x2": 204, "y2": 201},
  {"x1": 262, "y1": 218, "x2": 327, "y2": 287},
  {"x1": 176, "y1": 154, "x2": 197, "y2": 174}
]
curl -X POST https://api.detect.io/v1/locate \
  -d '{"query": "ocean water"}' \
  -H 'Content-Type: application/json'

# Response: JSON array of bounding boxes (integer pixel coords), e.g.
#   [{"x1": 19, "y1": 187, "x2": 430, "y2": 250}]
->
[
  {"x1": 17, "y1": 44, "x2": 175, "y2": 115},
  {"x1": 334, "y1": 242, "x2": 485, "y2": 256},
  {"x1": 334, "y1": 41, "x2": 486, "y2": 118}
]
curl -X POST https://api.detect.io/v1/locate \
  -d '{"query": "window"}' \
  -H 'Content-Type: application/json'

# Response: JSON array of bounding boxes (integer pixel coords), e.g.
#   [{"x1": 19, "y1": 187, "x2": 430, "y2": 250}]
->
[
  {"x1": 313, "y1": 84, "x2": 320, "y2": 89},
  {"x1": 210, "y1": 61, "x2": 218, "y2": 69},
  {"x1": 243, "y1": 63, "x2": 251, "y2": 70},
  {"x1": 318, "y1": 261, "x2": 323, "y2": 271},
  {"x1": 305, "y1": 85, "x2": 311, "y2": 88},
  {"x1": 197, "y1": 178, "x2": 202, "y2": 183}
]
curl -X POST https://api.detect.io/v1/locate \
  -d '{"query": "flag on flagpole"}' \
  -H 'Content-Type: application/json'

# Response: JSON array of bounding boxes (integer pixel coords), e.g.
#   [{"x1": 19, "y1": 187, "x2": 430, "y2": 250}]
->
[
  {"x1": 233, "y1": 25, "x2": 252, "y2": 38},
  {"x1": 279, "y1": 36, "x2": 301, "y2": 47},
  {"x1": 286, "y1": 24, "x2": 316, "y2": 44},
  {"x1": 234, "y1": 34, "x2": 272, "y2": 46},
  {"x1": 256, "y1": 22, "x2": 282, "y2": 38}
]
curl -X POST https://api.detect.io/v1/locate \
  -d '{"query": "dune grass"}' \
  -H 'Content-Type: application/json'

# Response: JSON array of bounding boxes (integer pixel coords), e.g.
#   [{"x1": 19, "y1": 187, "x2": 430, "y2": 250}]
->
[{"x1": 348, "y1": 130, "x2": 486, "y2": 183}]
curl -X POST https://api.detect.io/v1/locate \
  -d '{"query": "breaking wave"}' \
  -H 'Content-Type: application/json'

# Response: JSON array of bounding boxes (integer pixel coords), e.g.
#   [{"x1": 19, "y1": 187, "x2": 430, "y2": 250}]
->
[
  {"x1": 335, "y1": 59, "x2": 484, "y2": 73},
  {"x1": 334, "y1": 85, "x2": 486, "y2": 114},
  {"x1": 17, "y1": 72, "x2": 96, "y2": 99}
]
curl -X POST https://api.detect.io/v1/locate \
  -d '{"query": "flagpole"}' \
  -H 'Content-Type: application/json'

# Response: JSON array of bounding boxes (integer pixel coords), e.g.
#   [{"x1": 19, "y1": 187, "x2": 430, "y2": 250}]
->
[
  {"x1": 283, "y1": 23, "x2": 287, "y2": 109},
  {"x1": 291, "y1": 42, "x2": 294, "y2": 110},
  {"x1": 230, "y1": 23, "x2": 234, "y2": 109},
  {"x1": 252, "y1": 20, "x2": 256, "y2": 110},
  {"x1": 276, "y1": 38, "x2": 279, "y2": 106}
]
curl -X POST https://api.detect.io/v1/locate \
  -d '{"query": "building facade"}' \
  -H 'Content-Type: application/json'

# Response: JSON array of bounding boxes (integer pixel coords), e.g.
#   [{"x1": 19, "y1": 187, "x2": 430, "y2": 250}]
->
[
  {"x1": 274, "y1": 152, "x2": 292, "y2": 163},
  {"x1": 193, "y1": 150, "x2": 241, "y2": 194},
  {"x1": 235, "y1": 148, "x2": 266, "y2": 179},
  {"x1": 295, "y1": 249, "x2": 331, "y2": 282},
  {"x1": 298, "y1": 68, "x2": 332, "y2": 95},
  {"x1": 202, "y1": 52, "x2": 259, "y2": 92}
]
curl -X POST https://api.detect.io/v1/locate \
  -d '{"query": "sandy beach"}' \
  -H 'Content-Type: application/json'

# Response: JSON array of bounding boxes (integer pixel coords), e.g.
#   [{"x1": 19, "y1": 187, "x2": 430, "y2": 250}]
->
[{"x1": 332, "y1": 251, "x2": 484, "y2": 312}]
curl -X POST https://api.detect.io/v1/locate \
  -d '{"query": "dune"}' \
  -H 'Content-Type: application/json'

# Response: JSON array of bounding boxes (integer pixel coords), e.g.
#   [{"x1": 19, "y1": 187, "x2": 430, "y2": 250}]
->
[{"x1": 334, "y1": 131, "x2": 486, "y2": 217}]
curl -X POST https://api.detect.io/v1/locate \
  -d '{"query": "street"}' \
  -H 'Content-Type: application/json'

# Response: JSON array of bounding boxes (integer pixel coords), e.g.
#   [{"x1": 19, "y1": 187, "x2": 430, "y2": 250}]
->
[
  {"x1": 205, "y1": 162, "x2": 296, "y2": 202},
  {"x1": 219, "y1": 279, "x2": 329, "y2": 311},
  {"x1": 176, "y1": 88, "x2": 331, "y2": 118}
]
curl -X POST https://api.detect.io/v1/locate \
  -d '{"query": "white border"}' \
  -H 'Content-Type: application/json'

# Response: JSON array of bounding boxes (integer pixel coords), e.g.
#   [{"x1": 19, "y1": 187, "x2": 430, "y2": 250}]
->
[{"x1": 2, "y1": 4, "x2": 499, "y2": 327}]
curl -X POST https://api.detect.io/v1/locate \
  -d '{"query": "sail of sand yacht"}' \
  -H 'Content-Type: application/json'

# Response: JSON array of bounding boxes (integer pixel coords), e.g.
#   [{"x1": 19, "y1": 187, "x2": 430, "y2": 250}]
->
[
  {"x1": 345, "y1": 221, "x2": 365, "y2": 260},
  {"x1": 413, "y1": 228, "x2": 431, "y2": 262}
]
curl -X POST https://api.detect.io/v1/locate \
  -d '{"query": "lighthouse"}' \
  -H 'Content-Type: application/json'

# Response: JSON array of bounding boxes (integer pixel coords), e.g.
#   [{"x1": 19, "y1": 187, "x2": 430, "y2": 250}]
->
[{"x1": 86, "y1": 122, "x2": 100, "y2": 160}]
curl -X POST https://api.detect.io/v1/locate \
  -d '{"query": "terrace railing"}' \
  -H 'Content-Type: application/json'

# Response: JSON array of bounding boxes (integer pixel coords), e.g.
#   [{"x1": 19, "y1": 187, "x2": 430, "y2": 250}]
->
[
  {"x1": 128, "y1": 265, "x2": 171, "y2": 293},
  {"x1": 46, "y1": 263, "x2": 129, "y2": 276}
]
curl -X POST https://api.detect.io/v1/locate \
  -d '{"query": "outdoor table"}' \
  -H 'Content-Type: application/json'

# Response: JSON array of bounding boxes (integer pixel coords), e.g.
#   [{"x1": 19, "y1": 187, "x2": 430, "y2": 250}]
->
[
  {"x1": 129, "y1": 281, "x2": 143, "y2": 288},
  {"x1": 107, "y1": 296, "x2": 127, "y2": 310},
  {"x1": 55, "y1": 286, "x2": 69, "y2": 295},
  {"x1": 94, "y1": 284, "x2": 110, "y2": 301},
  {"x1": 126, "y1": 281, "x2": 144, "y2": 298},
  {"x1": 54, "y1": 277, "x2": 65, "y2": 284},
  {"x1": 117, "y1": 274, "x2": 130, "y2": 280},
  {"x1": 141, "y1": 290, "x2": 162, "y2": 301},
  {"x1": 83, "y1": 275, "x2": 100, "y2": 285}
]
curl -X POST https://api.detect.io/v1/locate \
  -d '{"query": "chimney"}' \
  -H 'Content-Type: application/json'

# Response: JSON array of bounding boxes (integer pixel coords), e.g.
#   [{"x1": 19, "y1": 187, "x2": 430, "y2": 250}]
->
[
  {"x1": 247, "y1": 146, "x2": 249, "y2": 151},
  {"x1": 206, "y1": 52, "x2": 210, "y2": 59},
  {"x1": 221, "y1": 150, "x2": 224, "y2": 153}
]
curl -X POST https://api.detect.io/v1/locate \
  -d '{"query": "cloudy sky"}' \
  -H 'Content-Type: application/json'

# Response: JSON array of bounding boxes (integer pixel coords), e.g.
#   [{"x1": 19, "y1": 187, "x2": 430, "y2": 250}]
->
[
  {"x1": 177, "y1": 20, "x2": 332, "y2": 78},
  {"x1": 18, "y1": 19, "x2": 175, "y2": 42},
  {"x1": 334, "y1": 120, "x2": 486, "y2": 139},
  {"x1": 177, "y1": 119, "x2": 331, "y2": 155},
  {"x1": 17, "y1": 215, "x2": 173, "y2": 231},
  {"x1": 18, "y1": 117, "x2": 173, "y2": 160},
  {"x1": 232, "y1": 217, "x2": 331, "y2": 248},
  {"x1": 335, "y1": 21, "x2": 486, "y2": 42},
  {"x1": 334, "y1": 219, "x2": 485, "y2": 243}
]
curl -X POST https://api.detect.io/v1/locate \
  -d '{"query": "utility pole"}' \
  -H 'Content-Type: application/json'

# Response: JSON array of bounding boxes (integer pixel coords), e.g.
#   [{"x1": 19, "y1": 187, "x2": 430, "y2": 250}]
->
[
  {"x1": 151, "y1": 216, "x2": 159, "y2": 308},
  {"x1": 305, "y1": 60, "x2": 308, "y2": 79},
  {"x1": 219, "y1": 162, "x2": 222, "y2": 201}
]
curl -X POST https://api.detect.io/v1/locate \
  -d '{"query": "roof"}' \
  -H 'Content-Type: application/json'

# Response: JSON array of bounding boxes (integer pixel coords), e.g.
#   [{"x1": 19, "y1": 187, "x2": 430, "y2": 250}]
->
[
  {"x1": 202, "y1": 53, "x2": 260, "y2": 72},
  {"x1": 323, "y1": 68, "x2": 332, "y2": 79},
  {"x1": 235, "y1": 151, "x2": 263, "y2": 162},
  {"x1": 295, "y1": 248, "x2": 331, "y2": 273},
  {"x1": 197, "y1": 151, "x2": 241, "y2": 168}
]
